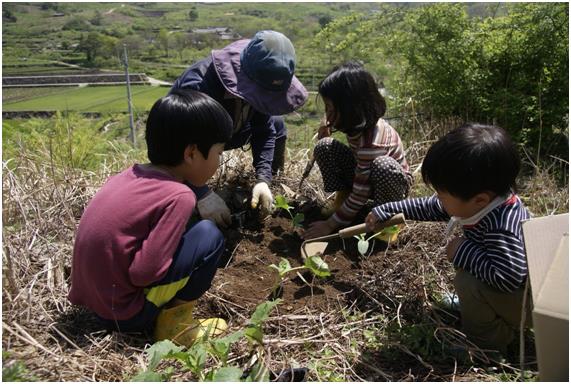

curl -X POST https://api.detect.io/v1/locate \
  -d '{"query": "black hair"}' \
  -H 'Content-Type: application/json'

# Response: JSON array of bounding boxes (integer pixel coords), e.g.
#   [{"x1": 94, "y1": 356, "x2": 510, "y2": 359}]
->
[
  {"x1": 318, "y1": 61, "x2": 386, "y2": 135},
  {"x1": 145, "y1": 89, "x2": 233, "y2": 166},
  {"x1": 421, "y1": 123, "x2": 520, "y2": 200}
]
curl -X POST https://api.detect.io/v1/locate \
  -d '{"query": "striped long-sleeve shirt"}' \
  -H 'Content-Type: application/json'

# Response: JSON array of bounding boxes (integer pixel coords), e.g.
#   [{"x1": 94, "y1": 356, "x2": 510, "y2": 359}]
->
[
  {"x1": 372, "y1": 194, "x2": 530, "y2": 293},
  {"x1": 332, "y1": 118, "x2": 411, "y2": 225}
]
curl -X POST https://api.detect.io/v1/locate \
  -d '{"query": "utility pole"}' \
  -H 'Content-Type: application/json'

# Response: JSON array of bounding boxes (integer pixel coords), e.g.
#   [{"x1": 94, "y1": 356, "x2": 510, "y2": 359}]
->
[{"x1": 123, "y1": 44, "x2": 136, "y2": 147}]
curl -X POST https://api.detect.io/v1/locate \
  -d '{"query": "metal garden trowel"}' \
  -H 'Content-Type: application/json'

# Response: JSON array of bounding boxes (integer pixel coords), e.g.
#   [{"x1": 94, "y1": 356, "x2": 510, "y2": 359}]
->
[{"x1": 300, "y1": 213, "x2": 406, "y2": 259}]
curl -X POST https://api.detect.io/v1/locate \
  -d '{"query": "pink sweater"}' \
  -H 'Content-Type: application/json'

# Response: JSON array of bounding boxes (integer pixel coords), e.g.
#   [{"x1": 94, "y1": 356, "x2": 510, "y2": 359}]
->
[{"x1": 68, "y1": 164, "x2": 196, "y2": 320}]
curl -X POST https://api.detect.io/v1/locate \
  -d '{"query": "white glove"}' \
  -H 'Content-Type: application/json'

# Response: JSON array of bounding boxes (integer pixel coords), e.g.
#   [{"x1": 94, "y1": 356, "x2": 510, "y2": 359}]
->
[
  {"x1": 251, "y1": 182, "x2": 274, "y2": 215},
  {"x1": 197, "y1": 191, "x2": 232, "y2": 228}
]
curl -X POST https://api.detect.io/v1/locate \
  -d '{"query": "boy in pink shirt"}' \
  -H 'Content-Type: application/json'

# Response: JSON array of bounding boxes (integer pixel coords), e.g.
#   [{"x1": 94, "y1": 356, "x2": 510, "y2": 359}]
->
[{"x1": 69, "y1": 89, "x2": 232, "y2": 345}]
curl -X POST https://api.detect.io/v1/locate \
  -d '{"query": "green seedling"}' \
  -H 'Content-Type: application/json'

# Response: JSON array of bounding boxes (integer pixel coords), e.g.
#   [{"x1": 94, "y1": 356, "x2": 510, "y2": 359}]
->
[
  {"x1": 354, "y1": 225, "x2": 401, "y2": 256},
  {"x1": 269, "y1": 256, "x2": 331, "y2": 297},
  {"x1": 274, "y1": 194, "x2": 304, "y2": 228},
  {"x1": 131, "y1": 300, "x2": 281, "y2": 382}
]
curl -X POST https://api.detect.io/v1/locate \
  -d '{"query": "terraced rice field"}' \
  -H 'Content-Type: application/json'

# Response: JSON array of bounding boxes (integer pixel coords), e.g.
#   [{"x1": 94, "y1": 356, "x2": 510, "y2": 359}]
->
[{"x1": 2, "y1": 85, "x2": 168, "y2": 113}]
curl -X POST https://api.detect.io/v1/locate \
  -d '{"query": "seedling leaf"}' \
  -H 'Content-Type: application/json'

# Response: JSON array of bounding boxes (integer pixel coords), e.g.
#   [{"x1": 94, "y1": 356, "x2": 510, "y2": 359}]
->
[
  {"x1": 274, "y1": 194, "x2": 290, "y2": 211},
  {"x1": 357, "y1": 239, "x2": 369, "y2": 256},
  {"x1": 304, "y1": 255, "x2": 331, "y2": 277},
  {"x1": 245, "y1": 325, "x2": 264, "y2": 344},
  {"x1": 249, "y1": 299, "x2": 282, "y2": 325},
  {"x1": 130, "y1": 370, "x2": 165, "y2": 382},
  {"x1": 248, "y1": 361, "x2": 271, "y2": 382},
  {"x1": 292, "y1": 213, "x2": 305, "y2": 227},
  {"x1": 185, "y1": 343, "x2": 207, "y2": 374},
  {"x1": 209, "y1": 330, "x2": 244, "y2": 362},
  {"x1": 211, "y1": 366, "x2": 243, "y2": 382},
  {"x1": 146, "y1": 339, "x2": 183, "y2": 370},
  {"x1": 269, "y1": 258, "x2": 293, "y2": 277}
]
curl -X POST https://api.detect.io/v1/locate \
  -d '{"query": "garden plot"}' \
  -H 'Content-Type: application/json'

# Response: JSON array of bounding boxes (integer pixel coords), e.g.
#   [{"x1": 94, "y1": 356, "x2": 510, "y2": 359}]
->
[{"x1": 2, "y1": 147, "x2": 538, "y2": 382}]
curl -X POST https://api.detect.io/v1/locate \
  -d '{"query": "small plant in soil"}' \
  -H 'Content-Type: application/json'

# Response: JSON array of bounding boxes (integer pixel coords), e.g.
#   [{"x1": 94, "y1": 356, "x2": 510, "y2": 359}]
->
[
  {"x1": 274, "y1": 194, "x2": 304, "y2": 228},
  {"x1": 269, "y1": 256, "x2": 331, "y2": 298},
  {"x1": 131, "y1": 300, "x2": 282, "y2": 382},
  {"x1": 354, "y1": 225, "x2": 401, "y2": 256}
]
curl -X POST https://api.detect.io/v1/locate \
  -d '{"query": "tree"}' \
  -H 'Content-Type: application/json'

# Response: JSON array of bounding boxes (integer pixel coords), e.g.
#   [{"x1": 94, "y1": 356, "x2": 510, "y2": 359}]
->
[
  {"x1": 40, "y1": 3, "x2": 59, "y2": 11},
  {"x1": 63, "y1": 16, "x2": 92, "y2": 31},
  {"x1": 76, "y1": 32, "x2": 117, "y2": 65},
  {"x1": 188, "y1": 7, "x2": 198, "y2": 22},
  {"x1": 120, "y1": 35, "x2": 145, "y2": 58},
  {"x1": 2, "y1": 8, "x2": 17, "y2": 22},
  {"x1": 90, "y1": 10, "x2": 102, "y2": 26},
  {"x1": 313, "y1": 3, "x2": 569, "y2": 162},
  {"x1": 172, "y1": 32, "x2": 190, "y2": 61},
  {"x1": 318, "y1": 14, "x2": 332, "y2": 29},
  {"x1": 157, "y1": 28, "x2": 170, "y2": 58}
]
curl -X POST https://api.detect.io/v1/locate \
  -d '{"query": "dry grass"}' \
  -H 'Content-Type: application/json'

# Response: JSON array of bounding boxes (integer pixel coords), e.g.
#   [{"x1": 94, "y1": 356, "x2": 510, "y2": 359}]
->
[{"x1": 2, "y1": 120, "x2": 567, "y2": 381}]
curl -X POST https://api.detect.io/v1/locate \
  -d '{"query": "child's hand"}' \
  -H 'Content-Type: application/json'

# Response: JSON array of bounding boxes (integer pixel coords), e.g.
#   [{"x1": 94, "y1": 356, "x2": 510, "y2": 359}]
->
[
  {"x1": 302, "y1": 219, "x2": 338, "y2": 239},
  {"x1": 317, "y1": 115, "x2": 331, "y2": 139},
  {"x1": 446, "y1": 236, "x2": 465, "y2": 262},
  {"x1": 365, "y1": 212, "x2": 380, "y2": 232}
]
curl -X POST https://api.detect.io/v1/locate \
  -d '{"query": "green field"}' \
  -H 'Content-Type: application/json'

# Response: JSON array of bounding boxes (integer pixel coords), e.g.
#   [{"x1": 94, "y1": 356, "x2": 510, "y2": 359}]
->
[{"x1": 2, "y1": 85, "x2": 168, "y2": 113}]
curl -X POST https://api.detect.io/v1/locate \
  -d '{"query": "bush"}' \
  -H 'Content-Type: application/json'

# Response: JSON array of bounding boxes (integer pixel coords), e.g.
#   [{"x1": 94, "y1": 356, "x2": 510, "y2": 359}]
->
[{"x1": 313, "y1": 3, "x2": 569, "y2": 163}]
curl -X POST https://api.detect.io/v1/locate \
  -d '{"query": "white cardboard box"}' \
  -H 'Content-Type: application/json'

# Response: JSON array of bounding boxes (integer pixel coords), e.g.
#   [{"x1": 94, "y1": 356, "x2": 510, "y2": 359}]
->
[{"x1": 522, "y1": 213, "x2": 569, "y2": 382}]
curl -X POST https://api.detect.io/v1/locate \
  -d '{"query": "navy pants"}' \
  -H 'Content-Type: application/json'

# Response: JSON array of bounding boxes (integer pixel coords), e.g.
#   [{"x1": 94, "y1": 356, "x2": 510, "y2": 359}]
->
[{"x1": 98, "y1": 220, "x2": 224, "y2": 333}]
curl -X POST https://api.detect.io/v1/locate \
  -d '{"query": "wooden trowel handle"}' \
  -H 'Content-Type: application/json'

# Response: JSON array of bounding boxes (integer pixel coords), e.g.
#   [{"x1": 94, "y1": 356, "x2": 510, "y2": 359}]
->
[{"x1": 338, "y1": 213, "x2": 406, "y2": 239}]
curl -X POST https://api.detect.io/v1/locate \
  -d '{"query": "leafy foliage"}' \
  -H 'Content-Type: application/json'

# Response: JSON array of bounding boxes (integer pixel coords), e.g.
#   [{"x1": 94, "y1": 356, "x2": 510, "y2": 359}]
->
[
  {"x1": 131, "y1": 300, "x2": 281, "y2": 382},
  {"x1": 313, "y1": 3, "x2": 569, "y2": 162},
  {"x1": 2, "y1": 351, "x2": 36, "y2": 382},
  {"x1": 3, "y1": 113, "x2": 144, "y2": 172}
]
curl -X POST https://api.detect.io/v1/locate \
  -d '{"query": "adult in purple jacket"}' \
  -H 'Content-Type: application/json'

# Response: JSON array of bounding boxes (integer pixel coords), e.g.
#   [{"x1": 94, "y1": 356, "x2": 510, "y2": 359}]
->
[{"x1": 171, "y1": 30, "x2": 308, "y2": 227}]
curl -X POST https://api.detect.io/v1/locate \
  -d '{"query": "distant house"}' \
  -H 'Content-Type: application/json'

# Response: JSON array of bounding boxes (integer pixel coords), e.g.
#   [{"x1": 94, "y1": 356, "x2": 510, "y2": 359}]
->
[
  {"x1": 52, "y1": 12, "x2": 65, "y2": 17},
  {"x1": 192, "y1": 27, "x2": 229, "y2": 34},
  {"x1": 191, "y1": 27, "x2": 241, "y2": 40}
]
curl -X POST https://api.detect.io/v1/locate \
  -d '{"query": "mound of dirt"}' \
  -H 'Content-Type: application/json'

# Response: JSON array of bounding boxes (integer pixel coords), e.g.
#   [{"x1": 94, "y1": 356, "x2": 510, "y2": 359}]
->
[{"x1": 198, "y1": 200, "x2": 452, "y2": 324}]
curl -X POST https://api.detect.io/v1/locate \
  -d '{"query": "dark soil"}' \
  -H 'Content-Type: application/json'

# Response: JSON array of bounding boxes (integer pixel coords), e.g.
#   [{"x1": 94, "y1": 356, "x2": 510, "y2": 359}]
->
[
  {"x1": 199, "y1": 199, "x2": 451, "y2": 323},
  {"x1": 194, "y1": 184, "x2": 537, "y2": 380}
]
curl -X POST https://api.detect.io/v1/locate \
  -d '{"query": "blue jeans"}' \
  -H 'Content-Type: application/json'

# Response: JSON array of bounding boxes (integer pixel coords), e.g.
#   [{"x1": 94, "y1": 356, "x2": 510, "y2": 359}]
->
[{"x1": 97, "y1": 220, "x2": 224, "y2": 333}]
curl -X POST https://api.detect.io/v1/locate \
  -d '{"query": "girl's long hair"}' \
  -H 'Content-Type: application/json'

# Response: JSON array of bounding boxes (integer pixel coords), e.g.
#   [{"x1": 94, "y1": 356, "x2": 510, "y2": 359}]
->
[{"x1": 318, "y1": 61, "x2": 386, "y2": 136}]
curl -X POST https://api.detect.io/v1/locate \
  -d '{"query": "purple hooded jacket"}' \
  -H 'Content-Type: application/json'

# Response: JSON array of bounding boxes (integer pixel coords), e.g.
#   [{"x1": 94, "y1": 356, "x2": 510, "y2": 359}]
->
[{"x1": 171, "y1": 56, "x2": 285, "y2": 192}]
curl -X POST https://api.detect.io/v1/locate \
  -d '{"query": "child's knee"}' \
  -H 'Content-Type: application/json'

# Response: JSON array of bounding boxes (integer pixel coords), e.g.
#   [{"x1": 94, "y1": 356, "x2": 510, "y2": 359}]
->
[
  {"x1": 453, "y1": 268, "x2": 481, "y2": 299},
  {"x1": 372, "y1": 155, "x2": 400, "y2": 174},
  {"x1": 191, "y1": 220, "x2": 224, "y2": 249},
  {"x1": 314, "y1": 137, "x2": 334, "y2": 158}
]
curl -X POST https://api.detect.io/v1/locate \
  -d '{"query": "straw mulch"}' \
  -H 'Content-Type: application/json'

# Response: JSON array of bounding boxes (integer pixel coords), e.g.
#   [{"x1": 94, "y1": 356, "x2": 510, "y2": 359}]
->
[{"x1": 2, "y1": 144, "x2": 539, "y2": 381}]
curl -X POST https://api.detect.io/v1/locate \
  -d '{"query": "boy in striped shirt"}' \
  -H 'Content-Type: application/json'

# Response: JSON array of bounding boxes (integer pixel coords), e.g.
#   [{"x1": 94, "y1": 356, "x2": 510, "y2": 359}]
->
[{"x1": 366, "y1": 123, "x2": 531, "y2": 356}]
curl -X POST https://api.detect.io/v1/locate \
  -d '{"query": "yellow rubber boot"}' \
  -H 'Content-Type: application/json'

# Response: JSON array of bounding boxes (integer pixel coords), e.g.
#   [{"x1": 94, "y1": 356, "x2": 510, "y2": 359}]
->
[
  {"x1": 154, "y1": 300, "x2": 227, "y2": 346},
  {"x1": 321, "y1": 190, "x2": 350, "y2": 216},
  {"x1": 374, "y1": 224, "x2": 403, "y2": 243}
]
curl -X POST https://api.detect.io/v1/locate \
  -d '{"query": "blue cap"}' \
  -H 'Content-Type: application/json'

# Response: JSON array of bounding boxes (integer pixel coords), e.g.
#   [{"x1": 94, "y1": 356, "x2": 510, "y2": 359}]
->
[
  {"x1": 240, "y1": 30, "x2": 296, "y2": 92},
  {"x1": 211, "y1": 35, "x2": 308, "y2": 116}
]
